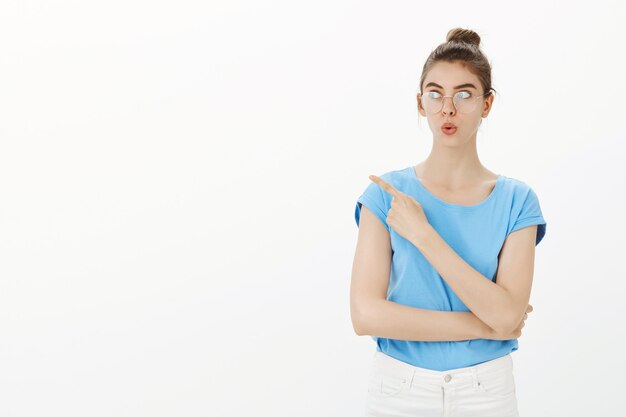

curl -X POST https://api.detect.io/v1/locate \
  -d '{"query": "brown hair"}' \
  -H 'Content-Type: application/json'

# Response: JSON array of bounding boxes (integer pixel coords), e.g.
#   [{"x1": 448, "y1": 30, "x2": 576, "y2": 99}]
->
[{"x1": 418, "y1": 28, "x2": 497, "y2": 99}]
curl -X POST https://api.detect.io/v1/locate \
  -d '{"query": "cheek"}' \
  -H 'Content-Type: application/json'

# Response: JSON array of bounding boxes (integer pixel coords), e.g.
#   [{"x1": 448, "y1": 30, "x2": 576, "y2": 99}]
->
[{"x1": 426, "y1": 117, "x2": 439, "y2": 131}]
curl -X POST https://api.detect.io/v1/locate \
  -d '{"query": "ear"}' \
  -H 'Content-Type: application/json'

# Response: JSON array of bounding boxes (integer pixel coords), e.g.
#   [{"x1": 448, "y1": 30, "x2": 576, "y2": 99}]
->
[
  {"x1": 416, "y1": 93, "x2": 426, "y2": 117},
  {"x1": 482, "y1": 93, "x2": 494, "y2": 117}
]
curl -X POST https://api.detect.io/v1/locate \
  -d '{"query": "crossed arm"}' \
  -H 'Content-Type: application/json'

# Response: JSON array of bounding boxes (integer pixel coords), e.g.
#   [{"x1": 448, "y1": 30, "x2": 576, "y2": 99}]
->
[
  {"x1": 351, "y1": 205, "x2": 536, "y2": 340},
  {"x1": 410, "y1": 221, "x2": 537, "y2": 335}
]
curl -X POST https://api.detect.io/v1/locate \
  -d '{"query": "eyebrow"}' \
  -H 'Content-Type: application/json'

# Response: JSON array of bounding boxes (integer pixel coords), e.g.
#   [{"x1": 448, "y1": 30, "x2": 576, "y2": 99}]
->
[{"x1": 425, "y1": 82, "x2": 477, "y2": 90}]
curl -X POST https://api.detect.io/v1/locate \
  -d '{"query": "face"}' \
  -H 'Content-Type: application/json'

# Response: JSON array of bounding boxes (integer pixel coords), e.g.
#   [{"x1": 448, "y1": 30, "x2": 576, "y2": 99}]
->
[{"x1": 417, "y1": 61, "x2": 494, "y2": 144}]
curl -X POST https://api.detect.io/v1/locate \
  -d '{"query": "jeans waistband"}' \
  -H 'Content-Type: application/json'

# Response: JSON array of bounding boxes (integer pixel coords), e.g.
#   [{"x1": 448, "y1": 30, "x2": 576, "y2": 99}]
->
[{"x1": 372, "y1": 351, "x2": 514, "y2": 389}]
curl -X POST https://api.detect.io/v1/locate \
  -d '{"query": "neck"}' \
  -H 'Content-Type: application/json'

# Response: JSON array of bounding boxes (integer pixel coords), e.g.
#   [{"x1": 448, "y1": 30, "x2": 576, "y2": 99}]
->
[{"x1": 416, "y1": 139, "x2": 491, "y2": 187}]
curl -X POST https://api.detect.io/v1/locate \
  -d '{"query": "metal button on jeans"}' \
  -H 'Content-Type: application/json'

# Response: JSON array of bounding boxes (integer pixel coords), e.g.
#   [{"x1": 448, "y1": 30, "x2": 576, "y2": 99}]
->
[{"x1": 444, "y1": 374, "x2": 452, "y2": 382}]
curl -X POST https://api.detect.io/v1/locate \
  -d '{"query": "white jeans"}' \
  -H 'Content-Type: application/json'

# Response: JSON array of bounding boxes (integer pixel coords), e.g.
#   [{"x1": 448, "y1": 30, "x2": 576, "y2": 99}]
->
[{"x1": 365, "y1": 351, "x2": 519, "y2": 417}]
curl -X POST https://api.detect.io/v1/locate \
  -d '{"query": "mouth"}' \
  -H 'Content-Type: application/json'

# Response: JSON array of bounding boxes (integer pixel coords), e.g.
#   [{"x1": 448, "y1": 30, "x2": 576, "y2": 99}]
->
[{"x1": 441, "y1": 123, "x2": 457, "y2": 135}]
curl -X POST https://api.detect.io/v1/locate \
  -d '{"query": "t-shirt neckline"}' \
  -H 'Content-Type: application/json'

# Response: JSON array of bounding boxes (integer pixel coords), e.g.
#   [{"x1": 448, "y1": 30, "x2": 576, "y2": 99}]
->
[{"x1": 407, "y1": 166, "x2": 504, "y2": 209}]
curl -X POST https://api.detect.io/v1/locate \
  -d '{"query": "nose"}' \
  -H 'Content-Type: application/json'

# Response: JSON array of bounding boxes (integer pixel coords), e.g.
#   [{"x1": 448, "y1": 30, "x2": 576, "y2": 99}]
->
[{"x1": 441, "y1": 96, "x2": 456, "y2": 116}]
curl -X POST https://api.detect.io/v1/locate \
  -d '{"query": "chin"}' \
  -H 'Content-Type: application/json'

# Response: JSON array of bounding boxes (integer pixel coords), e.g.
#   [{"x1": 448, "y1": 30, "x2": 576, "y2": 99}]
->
[{"x1": 436, "y1": 132, "x2": 467, "y2": 144}]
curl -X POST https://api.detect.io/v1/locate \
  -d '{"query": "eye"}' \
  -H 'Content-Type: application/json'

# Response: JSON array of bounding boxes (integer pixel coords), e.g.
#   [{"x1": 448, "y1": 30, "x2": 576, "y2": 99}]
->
[
  {"x1": 425, "y1": 91, "x2": 441, "y2": 99},
  {"x1": 455, "y1": 91, "x2": 472, "y2": 99}
]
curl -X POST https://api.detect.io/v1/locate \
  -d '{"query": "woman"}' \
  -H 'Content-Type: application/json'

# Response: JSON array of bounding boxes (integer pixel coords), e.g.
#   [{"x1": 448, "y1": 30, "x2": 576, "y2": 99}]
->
[{"x1": 351, "y1": 28, "x2": 547, "y2": 417}]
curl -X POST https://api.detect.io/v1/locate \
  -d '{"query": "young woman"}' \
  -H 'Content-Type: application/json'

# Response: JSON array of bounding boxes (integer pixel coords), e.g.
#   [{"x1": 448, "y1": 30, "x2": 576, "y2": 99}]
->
[{"x1": 351, "y1": 28, "x2": 546, "y2": 417}]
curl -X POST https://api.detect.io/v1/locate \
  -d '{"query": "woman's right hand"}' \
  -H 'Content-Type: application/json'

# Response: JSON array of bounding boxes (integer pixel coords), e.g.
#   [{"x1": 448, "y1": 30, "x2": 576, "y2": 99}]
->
[{"x1": 489, "y1": 304, "x2": 533, "y2": 340}]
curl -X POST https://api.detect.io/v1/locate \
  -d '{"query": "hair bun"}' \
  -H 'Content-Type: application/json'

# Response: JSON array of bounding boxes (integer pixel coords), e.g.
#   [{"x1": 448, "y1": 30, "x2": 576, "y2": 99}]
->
[{"x1": 446, "y1": 28, "x2": 481, "y2": 47}]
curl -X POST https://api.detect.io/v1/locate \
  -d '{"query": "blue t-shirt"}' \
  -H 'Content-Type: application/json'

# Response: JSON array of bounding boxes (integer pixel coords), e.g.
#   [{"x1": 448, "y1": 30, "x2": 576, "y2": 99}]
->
[{"x1": 354, "y1": 165, "x2": 547, "y2": 371}]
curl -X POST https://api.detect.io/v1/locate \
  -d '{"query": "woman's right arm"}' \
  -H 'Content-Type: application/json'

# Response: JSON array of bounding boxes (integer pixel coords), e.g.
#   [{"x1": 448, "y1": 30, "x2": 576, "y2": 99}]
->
[{"x1": 351, "y1": 205, "x2": 520, "y2": 342}]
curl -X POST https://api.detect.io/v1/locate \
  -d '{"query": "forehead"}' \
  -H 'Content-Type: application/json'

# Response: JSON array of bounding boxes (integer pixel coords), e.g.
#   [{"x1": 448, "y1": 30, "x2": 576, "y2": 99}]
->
[{"x1": 423, "y1": 61, "x2": 480, "y2": 89}]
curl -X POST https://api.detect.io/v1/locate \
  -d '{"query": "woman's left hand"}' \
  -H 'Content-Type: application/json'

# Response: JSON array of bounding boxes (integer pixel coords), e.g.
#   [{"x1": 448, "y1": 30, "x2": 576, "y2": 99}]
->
[{"x1": 369, "y1": 174, "x2": 432, "y2": 244}]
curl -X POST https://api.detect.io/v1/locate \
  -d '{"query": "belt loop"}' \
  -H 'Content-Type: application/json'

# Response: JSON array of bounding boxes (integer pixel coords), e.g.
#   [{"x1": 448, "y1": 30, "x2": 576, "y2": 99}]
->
[{"x1": 471, "y1": 367, "x2": 479, "y2": 391}]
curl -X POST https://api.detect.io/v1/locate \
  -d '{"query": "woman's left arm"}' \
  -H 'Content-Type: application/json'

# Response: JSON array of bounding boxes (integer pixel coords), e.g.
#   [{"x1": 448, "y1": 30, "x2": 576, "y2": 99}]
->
[{"x1": 411, "y1": 224, "x2": 538, "y2": 335}]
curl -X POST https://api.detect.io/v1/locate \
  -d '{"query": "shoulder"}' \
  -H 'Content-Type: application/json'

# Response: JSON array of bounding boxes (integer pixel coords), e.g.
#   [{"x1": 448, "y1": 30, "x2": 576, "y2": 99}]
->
[
  {"x1": 378, "y1": 166, "x2": 413, "y2": 189},
  {"x1": 355, "y1": 167, "x2": 409, "y2": 230},
  {"x1": 498, "y1": 175, "x2": 536, "y2": 199},
  {"x1": 360, "y1": 166, "x2": 411, "y2": 192},
  {"x1": 497, "y1": 176, "x2": 545, "y2": 217},
  {"x1": 500, "y1": 175, "x2": 531, "y2": 190}
]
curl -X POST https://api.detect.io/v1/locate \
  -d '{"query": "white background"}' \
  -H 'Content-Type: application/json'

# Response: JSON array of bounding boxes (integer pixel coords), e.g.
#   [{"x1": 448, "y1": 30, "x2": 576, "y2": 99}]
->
[{"x1": 1, "y1": 1, "x2": 625, "y2": 416}]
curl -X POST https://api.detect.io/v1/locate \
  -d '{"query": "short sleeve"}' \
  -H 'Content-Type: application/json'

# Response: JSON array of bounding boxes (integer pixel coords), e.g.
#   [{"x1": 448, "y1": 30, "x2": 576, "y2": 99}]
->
[
  {"x1": 508, "y1": 187, "x2": 547, "y2": 246},
  {"x1": 354, "y1": 181, "x2": 390, "y2": 232}
]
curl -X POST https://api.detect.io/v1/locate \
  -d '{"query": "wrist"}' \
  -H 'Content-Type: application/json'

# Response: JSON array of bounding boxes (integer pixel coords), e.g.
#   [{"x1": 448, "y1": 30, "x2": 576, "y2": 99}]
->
[{"x1": 411, "y1": 224, "x2": 436, "y2": 250}]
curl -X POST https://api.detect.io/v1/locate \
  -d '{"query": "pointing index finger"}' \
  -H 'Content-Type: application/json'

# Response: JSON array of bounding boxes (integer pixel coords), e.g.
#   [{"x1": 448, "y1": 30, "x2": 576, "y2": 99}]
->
[{"x1": 369, "y1": 175, "x2": 400, "y2": 198}]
